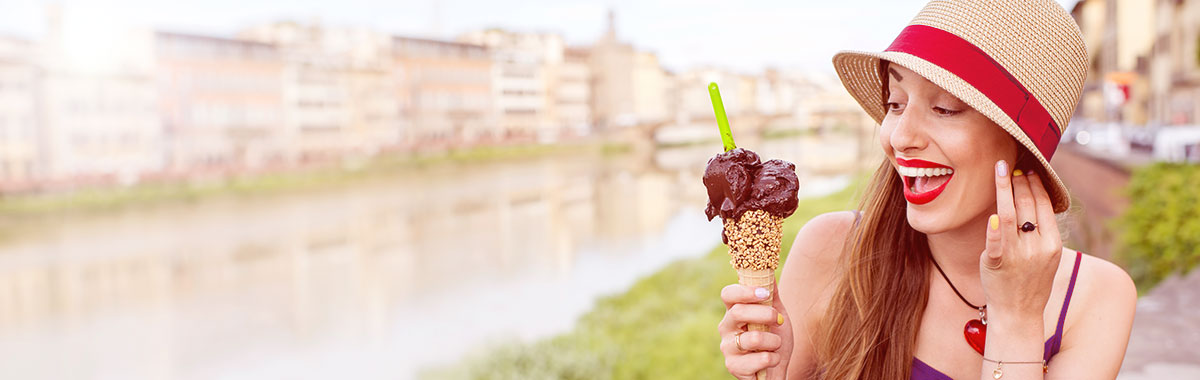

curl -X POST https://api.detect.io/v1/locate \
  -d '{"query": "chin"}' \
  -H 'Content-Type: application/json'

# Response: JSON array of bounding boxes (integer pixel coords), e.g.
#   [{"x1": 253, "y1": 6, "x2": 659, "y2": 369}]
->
[
  {"x1": 904, "y1": 192, "x2": 989, "y2": 235},
  {"x1": 905, "y1": 204, "x2": 956, "y2": 235}
]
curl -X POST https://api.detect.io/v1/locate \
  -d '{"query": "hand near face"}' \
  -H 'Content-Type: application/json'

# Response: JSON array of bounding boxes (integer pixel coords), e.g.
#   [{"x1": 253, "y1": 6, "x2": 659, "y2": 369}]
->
[{"x1": 979, "y1": 160, "x2": 1063, "y2": 320}]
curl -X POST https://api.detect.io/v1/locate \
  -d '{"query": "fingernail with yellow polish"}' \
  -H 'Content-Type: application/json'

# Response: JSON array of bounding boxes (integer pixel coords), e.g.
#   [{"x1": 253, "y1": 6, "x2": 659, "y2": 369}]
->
[
  {"x1": 989, "y1": 214, "x2": 999, "y2": 230},
  {"x1": 1013, "y1": 169, "x2": 1023, "y2": 176},
  {"x1": 777, "y1": 313, "x2": 785, "y2": 325}
]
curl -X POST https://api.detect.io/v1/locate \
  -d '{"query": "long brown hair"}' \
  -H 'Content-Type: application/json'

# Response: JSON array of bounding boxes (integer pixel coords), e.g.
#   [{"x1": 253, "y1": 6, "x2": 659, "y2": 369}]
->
[{"x1": 814, "y1": 159, "x2": 931, "y2": 380}]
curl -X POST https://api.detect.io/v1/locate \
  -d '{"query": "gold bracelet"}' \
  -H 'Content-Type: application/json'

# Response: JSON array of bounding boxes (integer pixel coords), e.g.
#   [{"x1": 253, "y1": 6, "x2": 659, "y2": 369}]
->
[{"x1": 981, "y1": 357, "x2": 1047, "y2": 379}]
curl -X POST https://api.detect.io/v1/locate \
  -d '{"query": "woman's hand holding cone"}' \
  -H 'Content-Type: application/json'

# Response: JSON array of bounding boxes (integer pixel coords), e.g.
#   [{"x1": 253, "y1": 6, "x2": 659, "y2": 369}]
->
[{"x1": 719, "y1": 283, "x2": 793, "y2": 380}]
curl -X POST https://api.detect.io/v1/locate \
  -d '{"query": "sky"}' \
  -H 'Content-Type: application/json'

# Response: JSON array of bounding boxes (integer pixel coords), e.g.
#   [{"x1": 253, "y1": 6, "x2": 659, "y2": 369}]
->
[{"x1": 1, "y1": 0, "x2": 1078, "y2": 74}]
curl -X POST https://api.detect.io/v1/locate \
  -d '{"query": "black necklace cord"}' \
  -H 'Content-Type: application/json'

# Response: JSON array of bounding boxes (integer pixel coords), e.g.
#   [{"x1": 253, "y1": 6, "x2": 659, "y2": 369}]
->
[{"x1": 930, "y1": 257, "x2": 986, "y2": 311}]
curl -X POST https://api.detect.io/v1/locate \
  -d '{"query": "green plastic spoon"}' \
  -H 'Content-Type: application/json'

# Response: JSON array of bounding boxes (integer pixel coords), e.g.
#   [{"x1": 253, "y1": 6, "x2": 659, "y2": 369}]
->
[{"x1": 708, "y1": 82, "x2": 736, "y2": 152}]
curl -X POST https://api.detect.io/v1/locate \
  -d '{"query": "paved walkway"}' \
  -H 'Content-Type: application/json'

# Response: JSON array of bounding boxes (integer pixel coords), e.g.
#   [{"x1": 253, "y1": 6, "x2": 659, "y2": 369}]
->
[
  {"x1": 1118, "y1": 269, "x2": 1200, "y2": 378},
  {"x1": 1052, "y1": 144, "x2": 1200, "y2": 378}
]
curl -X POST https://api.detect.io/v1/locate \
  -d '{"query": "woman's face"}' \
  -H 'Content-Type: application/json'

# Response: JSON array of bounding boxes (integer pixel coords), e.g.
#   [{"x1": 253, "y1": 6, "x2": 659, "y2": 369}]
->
[{"x1": 878, "y1": 63, "x2": 1019, "y2": 234}]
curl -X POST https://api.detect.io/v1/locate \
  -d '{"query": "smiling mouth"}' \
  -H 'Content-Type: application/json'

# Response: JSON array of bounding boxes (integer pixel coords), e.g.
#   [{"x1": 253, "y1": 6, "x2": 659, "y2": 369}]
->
[{"x1": 896, "y1": 158, "x2": 954, "y2": 205}]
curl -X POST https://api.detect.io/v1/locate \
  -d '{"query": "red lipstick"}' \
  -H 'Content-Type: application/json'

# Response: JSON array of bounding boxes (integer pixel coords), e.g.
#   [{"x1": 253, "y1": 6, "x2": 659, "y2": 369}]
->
[{"x1": 896, "y1": 157, "x2": 953, "y2": 205}]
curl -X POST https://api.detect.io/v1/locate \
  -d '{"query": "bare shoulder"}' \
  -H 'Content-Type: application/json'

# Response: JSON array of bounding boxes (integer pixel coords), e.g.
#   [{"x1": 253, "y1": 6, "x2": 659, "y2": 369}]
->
[
  {"x1": 1046, "y1": 249, "x2": 1137, "y2": 378},
  {"x1": 779, "y1": 211, "x2": 857, "y2": 308},
  {"x1": 781, "y1": 211, "x2": 857, "y2": 280},
  {"x1": 1071, "y1": 249, "x2": 1138, "y2": 310},
  {"x1": 778, "y1": 211, "x2": 858, "y2": 376},
  {"x1": 1059, "y1": 248, "x2": 1137, "y2": 346}
]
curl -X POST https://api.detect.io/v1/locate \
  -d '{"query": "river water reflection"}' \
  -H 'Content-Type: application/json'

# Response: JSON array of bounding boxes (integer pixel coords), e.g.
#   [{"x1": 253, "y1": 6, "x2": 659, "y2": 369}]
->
[{"x1": 0, "y1": 135, "x2": 863, "y2": 379}]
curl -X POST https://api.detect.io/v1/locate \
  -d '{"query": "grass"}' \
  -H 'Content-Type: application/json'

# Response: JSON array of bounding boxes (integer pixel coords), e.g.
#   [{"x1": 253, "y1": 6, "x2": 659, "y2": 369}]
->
[
  {"x1": 420, "y1": 175, "x2": 864, "y2": 380},
  {"x1": 0, "y1": 141, "x2": 627, "y2": 217}
]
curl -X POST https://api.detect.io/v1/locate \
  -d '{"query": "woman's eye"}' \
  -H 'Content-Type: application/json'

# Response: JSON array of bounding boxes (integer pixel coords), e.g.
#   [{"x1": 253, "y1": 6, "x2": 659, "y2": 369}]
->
[
  {"x1": 933, "y1": 106, "x2": 961, "y2": 116},
  {"x1": 885, "y1": 102, "x2": 905, "y2": 113}
]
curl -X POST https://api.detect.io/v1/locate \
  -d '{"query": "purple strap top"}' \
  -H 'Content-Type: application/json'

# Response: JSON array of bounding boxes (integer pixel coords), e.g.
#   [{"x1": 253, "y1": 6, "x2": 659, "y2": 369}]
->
[{"x1": 911, "y1": 250, "x2": 1083, "y2": 380}]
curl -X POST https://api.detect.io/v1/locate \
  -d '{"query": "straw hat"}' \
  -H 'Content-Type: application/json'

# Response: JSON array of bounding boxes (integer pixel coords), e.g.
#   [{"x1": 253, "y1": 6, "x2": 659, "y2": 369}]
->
[{"x1": 832, "y1": 0, "x2": 1087, "y2": 213}]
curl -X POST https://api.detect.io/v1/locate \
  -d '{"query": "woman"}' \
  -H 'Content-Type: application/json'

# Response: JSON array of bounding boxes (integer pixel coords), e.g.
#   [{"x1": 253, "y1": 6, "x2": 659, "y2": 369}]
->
[{"x1": 717, "y1": 1, "x2": 1138, "y2": 379}]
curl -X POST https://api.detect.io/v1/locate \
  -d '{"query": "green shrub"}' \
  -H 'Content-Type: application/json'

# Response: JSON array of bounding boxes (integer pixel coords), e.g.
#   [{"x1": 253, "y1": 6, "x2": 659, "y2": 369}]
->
[
  {"x1": 1116, "y1": 162, "x2": 1200, "y2": 290},
  {"x1": 422, "y1": 178, "x2": 862, "y2": 380}
]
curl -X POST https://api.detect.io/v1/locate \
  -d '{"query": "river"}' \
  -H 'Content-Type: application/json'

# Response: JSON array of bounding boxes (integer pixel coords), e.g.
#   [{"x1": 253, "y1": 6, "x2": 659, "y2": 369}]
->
[{"x1": 0, "y1": 134, "x2": 863, "y2": 379}]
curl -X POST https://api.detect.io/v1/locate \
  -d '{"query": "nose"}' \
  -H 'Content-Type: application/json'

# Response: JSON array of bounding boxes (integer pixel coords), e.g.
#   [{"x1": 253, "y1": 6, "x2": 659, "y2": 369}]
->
[{"x1": 890, "y1": 103, "x2": 929, "y2": 155}]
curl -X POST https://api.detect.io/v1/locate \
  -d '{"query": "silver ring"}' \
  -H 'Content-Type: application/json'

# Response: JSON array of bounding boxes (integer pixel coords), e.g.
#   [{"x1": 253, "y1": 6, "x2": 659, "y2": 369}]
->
[{"x1": 734, "y1": 331, "x2": 747, "y2": 352}]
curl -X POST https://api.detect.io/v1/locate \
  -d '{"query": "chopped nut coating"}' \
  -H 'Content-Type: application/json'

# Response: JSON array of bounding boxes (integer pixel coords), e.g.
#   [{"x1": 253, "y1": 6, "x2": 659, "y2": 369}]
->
[{"x1": 723, "y1": 209, "x2": 784, "y2": 271}]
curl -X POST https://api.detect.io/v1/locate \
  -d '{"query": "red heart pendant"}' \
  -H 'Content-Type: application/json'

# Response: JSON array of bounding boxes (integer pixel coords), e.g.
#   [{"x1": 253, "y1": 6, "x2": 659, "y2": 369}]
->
[{"x1": 964, "y1": 319, "x2": 987, "y2": 355}]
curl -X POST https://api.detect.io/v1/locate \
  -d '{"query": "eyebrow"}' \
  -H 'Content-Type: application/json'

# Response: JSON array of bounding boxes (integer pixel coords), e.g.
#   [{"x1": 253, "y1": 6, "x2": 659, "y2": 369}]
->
[{"x1": 888, "y1": 67, "x2": 904, "y2": 82}]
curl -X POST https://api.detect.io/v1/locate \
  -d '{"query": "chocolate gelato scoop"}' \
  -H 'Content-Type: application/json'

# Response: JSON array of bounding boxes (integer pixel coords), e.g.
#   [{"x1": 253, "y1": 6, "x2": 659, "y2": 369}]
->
[{"x1": 703, "y1": 148, "x2": 799, "y2": 222}]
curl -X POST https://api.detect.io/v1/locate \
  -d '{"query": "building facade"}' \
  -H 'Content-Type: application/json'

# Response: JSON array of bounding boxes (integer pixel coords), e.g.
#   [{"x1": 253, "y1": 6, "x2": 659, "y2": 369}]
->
[
  {"x1": 155, "y1": 31, "x2": 285, "y2": 172},
  {"x1": 588, "y1": 10, "x2": 670, "y2": 130},
  {"x1": 1146, "y1": 0, "x2": 1200, "y2": 125},
  {"x1": 552, "y1": 47, "x2": 592, "y2": 137},
  {"x1": 0, "y1": 36, "x2": 40, "y2": 187},
  {"x1": 393, "y1": 36, "x2": 493, "y2": 144},
  {"x1": 1072, "y1": 0, "x2": 1156, "y2": 125},
  {"x1": 459, "y1": 29, "x2": 563, "y2": 140},
  {"x1": 39, "y1": 10, "x2": 163, "y2": 185}
]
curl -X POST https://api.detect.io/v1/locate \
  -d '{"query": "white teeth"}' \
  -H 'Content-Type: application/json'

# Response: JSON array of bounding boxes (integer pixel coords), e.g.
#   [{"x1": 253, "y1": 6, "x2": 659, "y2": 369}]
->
[{"x1": 897, "y1": 166, "x2": 954, "y2": 177}]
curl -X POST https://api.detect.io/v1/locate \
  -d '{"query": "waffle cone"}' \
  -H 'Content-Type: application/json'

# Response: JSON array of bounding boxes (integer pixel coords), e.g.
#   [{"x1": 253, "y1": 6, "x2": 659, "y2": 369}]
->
[
  {"x1": 737, "y1": 268, "x2": 775, "y2": 380},
  {"x1": 725, "y1": 210, "x2": 784, "y2": 380},
  {"x1": 736, "y1": 268, "x2": 775, "y2": 304}
]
